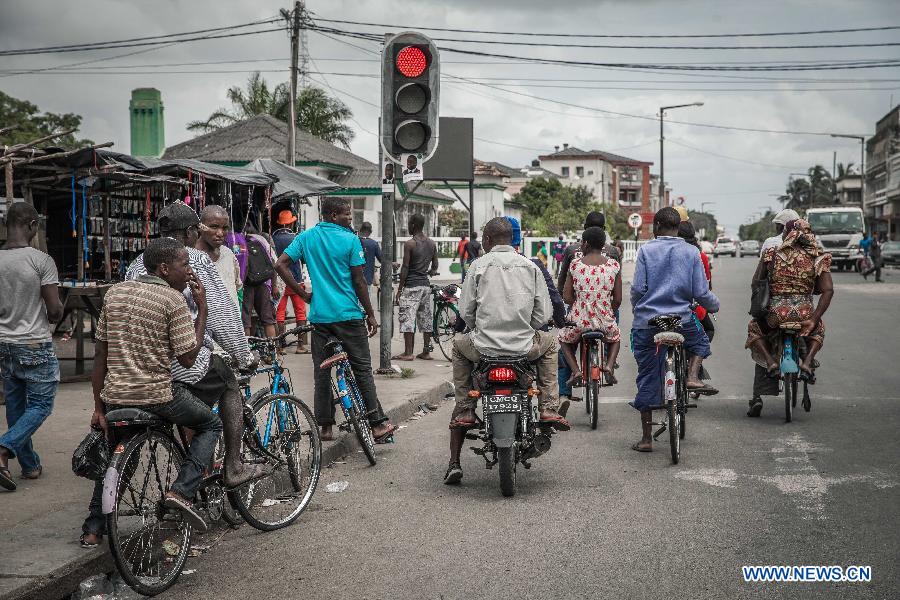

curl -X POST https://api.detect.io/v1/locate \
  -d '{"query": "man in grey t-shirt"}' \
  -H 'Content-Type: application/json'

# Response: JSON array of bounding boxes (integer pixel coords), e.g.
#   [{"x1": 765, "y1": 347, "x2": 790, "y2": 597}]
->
[
  {"x1": 394, "y1": 214, "x2": 439, "y2": 361},
  {"x1": 0, "y1": 203, "x2": 63, "y2": 491}
]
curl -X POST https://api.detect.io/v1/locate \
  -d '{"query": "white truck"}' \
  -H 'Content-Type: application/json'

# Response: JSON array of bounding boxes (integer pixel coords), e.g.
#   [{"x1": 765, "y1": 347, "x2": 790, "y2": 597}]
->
[{"x1": 805, "y1": 206, "x2": 865, "y2": 271}]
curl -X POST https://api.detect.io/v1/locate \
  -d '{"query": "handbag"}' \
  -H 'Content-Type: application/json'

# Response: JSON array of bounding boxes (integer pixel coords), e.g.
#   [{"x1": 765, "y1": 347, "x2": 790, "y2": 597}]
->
[
  {"x1": 749, "y1": 275, "x2": 770, "y2": 319},
  {"x1": 72, "y1": 428, "x2": 110, "y2": 481}
]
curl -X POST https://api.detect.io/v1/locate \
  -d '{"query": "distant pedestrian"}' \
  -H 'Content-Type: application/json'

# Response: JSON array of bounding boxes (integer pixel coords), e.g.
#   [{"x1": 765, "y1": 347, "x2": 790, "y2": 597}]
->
[
  {"x1": 242, "y1": 224, "x2": 280, "y2": 339},
  {"x1": 273, "y1": 210, "x2": 309, "y2": 353},
  {"x1": 860, "y1": 231, "x2": 874, "y2": 258},
  {"x1": 464, "y1": 232, "x2": 483, "y2": 269},
  {"x1": 457, "y1": 235, "x2": 468, "y2": 282},
  {"x1": 535, "y1": 240, "x2": 549, "y2": 268},
  {"x1": 0, "y1": 203, "x2": 63, "y2": 490},
  {"x1": 358, "y1": 221, "x2": 383, "y2": 310},
  {"x1": 394, "y1": 214, "x2": 439, "y2": 361},
  {"x1": 552, "y1": 235, "x2": 566, "y2": 277},
  {"x1": 862, "y1": 232, "x2": 884, "y2": 282}
]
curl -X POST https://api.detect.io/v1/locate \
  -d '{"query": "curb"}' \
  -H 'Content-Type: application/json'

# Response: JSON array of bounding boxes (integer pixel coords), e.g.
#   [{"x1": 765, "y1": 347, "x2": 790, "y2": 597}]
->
[{"x1": 1, "y1": 378, "x2": 452, "y2": 600}]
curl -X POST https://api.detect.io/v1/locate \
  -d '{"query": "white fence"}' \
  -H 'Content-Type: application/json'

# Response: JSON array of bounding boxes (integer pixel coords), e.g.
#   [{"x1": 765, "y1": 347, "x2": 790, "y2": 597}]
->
[{"x1": 388, "y1": 236, "x2": 648, "y2": 281}]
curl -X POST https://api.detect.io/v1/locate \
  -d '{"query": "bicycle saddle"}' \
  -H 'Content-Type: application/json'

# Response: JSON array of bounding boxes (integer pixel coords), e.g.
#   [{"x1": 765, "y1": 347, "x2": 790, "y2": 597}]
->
[
  {"x1": 654, "y1": 331, "x2": 685, "y2": 346},
  {"x1": 779, "y1": 322, "x2": 803, "y2": 330},
  {"x1": 581, "y1": 330, "x2": 611, "y2": 341},
  {"x1": 104, "y1": 407, "x2": 166, "y2": 427},
  {"x1": 319, "y1": 352, "x2": 348, "y2": 370},
  {"x1": 649, "y1": 314, "x2": 682, "y2": 332}
]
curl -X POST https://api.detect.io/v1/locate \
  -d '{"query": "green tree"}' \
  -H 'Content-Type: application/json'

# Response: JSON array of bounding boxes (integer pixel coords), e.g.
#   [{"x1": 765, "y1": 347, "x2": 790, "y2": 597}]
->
[
  {"x1": 835, "y1": 162, "x2": 855, "y2": 178},
  {"x1": 687, "y1": 210, "x2": 718, "y2": 241},
  {"x1": 438, "y1": 207, "x2": 469, "y2": 236},
  {"x1": 779, "y1": 165, "x2": 833, "y2": 210},
  {"x1": 514, "y1": 177, "x2": 631, "y2": 238},
  {"x1": 0, "y1": 91, "x2": 93, "y2": 149},
  {"x1": 187, "y1": 72, "x2": 355, "y2": 148},
  {"x1": 738, "y1": 210, "x2": 777, "y2": 242}
]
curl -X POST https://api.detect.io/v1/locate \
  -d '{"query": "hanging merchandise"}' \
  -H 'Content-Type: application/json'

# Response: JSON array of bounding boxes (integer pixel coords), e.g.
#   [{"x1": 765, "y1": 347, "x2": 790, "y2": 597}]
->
[
  {"x1": 144, "y1": 187, "x2": 152, "y2": 242},
  {"x1": 265, "y1": 186, "x2": 272, "y2": 237},
  {"x1": 80, "y1": 183, "x2": 90, "y2": 278}
]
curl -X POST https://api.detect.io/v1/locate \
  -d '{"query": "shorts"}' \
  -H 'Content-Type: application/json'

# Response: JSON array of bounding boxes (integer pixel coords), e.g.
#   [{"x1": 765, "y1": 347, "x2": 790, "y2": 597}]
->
[
  {"x1": 398, "y1": 286, "x2": 433, "y2": 333},
  {"x1": 276, "y1": 287, "x2": 307, "y2": 323},
  {"x1": 176, "y1": 354, "x2": 239, "y2": 407},
  {"x1": 630, "y1": 321, "x2": 711, "y2": 412},
  {"x1": 242, "y1": 283, "x2": 276, "y2": 327}
]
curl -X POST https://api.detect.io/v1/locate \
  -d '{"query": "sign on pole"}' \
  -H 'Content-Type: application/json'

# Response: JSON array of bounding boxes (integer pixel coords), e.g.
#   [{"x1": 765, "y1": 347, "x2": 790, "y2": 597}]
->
[{"x1": 628, "y1": 212, "x2": 643, "y2": 229}]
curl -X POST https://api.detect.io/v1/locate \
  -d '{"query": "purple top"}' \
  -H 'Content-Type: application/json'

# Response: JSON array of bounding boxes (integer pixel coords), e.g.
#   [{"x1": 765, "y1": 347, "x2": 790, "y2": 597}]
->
[{"x1": 225, "y1": 232, "x2": 248, "y2": 282}]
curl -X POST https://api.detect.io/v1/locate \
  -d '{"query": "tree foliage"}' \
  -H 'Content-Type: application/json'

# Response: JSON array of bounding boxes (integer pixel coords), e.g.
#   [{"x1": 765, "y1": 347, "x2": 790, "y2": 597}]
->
[
  {"x1": 778, "y1": 165, "x2": 833, "y2": 210},
  {"x1": 187, "y1": 72, "x2": 355, "y2": 148},
  {"x1": 438, "y1": 207, "x2": 469, "y2": 236},
  {"x1": 0, "y1": 91, "x2": 93, "y2": 149},
  {"x1": 739, "y1": 210, "x2": 778, "y2": 242},
  {"x1": 513, "y1": 177, "x2": 628, "y2": 238},
  {"x1": 687, "y1": 210, "x2": 718, "y2": 242}
]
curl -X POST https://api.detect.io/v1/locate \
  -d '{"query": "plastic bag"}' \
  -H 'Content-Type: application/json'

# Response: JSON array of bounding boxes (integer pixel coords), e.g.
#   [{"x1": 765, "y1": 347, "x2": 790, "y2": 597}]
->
[{"x1": 72, "y1": 428, "x2": 109, "y2": 481}]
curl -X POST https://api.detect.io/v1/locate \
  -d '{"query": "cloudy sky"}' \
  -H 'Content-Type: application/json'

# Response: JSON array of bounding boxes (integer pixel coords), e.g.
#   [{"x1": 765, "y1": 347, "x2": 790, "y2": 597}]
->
[{"x1": 2, "y1": 0, "x2": 897, "y2": 232}]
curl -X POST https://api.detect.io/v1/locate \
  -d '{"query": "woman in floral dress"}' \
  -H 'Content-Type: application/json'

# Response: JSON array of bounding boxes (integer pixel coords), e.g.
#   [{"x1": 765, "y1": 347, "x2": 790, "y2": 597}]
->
[
  {"x1": 559, "y1": 226, "x2": 622, "y2": 385},
  {"x1": 746, "y1": 219, "x2": 834, "y2": 379}
]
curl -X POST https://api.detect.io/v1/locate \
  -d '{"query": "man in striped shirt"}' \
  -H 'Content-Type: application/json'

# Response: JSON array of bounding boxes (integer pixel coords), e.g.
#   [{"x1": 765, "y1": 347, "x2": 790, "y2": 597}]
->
[
  {"x1": 124, "y1": 202, "x2": 261, "y2": 489},
  {"x1": 83, "y1": 238, "x2": 219, "y2": 539}
]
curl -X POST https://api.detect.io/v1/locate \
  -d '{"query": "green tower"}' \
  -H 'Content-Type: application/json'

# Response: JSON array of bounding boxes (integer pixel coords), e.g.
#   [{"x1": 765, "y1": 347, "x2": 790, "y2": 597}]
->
[{"x1": 129, "y1": 88, "x2": 165, "y2": 157}]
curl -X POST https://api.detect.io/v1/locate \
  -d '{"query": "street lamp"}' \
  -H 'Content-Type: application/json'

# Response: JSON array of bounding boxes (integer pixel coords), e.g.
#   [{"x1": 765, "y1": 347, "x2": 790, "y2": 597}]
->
[
  {"x1": 700, "y1": 201, "x2": 715, "y2": 214},
  {"x1": 659, "y1": 102, "x2": 704, "y2": 210},
  {"x1": 830, "y1": 133, "x2": 868, "y2": 212}
]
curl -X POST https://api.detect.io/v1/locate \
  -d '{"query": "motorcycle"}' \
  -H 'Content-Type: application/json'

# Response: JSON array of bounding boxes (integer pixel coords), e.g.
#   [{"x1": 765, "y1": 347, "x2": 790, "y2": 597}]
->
[{"x1": 465, "y1": 356, "x2": 556, "y2": 497}]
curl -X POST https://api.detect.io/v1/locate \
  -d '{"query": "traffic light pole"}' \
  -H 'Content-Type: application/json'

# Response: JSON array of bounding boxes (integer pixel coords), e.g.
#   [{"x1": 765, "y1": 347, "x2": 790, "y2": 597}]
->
[{"x1": 378, "y1": 187, "x2": 394, "y2": 372}]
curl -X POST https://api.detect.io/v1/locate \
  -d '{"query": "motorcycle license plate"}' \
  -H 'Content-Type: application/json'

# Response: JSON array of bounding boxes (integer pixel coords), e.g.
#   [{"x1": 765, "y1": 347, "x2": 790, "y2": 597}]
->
[{"x1": 482, "y1": 395, "x2": 522, "y2": 414}]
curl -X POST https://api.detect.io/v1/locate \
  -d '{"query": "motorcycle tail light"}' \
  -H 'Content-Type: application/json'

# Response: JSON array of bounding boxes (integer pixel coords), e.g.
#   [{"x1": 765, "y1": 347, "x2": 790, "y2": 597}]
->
[{"x1": 488, "y1": 367, "x2": 517, "y2": 382}]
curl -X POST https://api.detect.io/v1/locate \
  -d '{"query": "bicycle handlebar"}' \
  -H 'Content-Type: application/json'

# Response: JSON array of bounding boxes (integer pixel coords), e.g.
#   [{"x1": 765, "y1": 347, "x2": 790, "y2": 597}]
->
[{"x1": 247, "y1": 324, "x2": 315, "y2": 348}]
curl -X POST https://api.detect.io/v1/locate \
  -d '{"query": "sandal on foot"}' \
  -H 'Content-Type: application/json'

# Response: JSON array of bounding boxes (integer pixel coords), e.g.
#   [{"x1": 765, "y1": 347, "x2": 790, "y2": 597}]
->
[
  {"x1": 80, "y1": 533, "x2": 102, "y2": 549},
  {"x1": 687, "y1": 384, "x2": 719, "y2": 396},
  {"x1": 416, "y1": 353, "x2": 433, "y2": 360},
  {"x1": 0, "y1": 467, "x2": 16, "y2": 491},
  {"x1": 631, "y1": 442, "x2": 652, "y2": 453},
  {"x1": 163, "y1": 493, "x2": 208, "y2": 533},
  {"x1": 21, "y1": 466, "x2": 42, "y2": 480},
  {"x1": 373, "y1": 423, "x2": 397, "y2": 443},
  {"x1": 747, "y1": 399, "x2": 763, "y2": 418},
  {"x1": 540, "y1": 414, "x2": 571, "y2": 431},
  {"x1": 224, "y1": 466, "x2": 270, "y2": 491}
]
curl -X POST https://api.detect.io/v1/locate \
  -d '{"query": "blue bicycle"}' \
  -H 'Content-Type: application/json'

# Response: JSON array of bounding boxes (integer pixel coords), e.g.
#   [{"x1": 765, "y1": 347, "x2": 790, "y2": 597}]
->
[
  {"x1": 319, "y1": 335, "x2": 378, "y2": 466},
  {"x1": 228, "y1": 325, "x2": 322, "y2": 530},
  {"x1": 777, "y1": 323, "x2": 811, "y2": 422}
]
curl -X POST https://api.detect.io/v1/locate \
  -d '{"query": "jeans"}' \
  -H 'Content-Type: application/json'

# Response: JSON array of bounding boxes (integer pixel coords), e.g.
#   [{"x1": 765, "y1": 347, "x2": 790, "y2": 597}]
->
[
  {"x1": 311, "y1": 320, "x2": 386, "y2": 426},
  {"x1": 630, "y1": 323, "x2": 711, "y2": 412},
  {"x1": 0, "y1": 342, "x2": 59, "y2": 474},
  {"x1": 82, "y1": 388, "x2": 222, "y2": 536},
  {"x1": 558, "y1": 350, "x2": 573, "y2": 397}
]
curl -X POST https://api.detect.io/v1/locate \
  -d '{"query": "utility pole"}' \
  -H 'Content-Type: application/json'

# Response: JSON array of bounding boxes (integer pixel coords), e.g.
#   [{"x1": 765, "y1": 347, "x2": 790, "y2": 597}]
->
[
  {"x1": 286, "y1": 1, "x2": 301, "y2": 165},
  {"x1": 659, "y1": 102, "x2": 704, "y2": 210}
]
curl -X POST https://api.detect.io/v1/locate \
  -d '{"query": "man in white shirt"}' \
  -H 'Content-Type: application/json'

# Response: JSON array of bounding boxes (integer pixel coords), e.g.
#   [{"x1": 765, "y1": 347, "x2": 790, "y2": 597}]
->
[
  {"x1": 443, "y1": 217, "x2": 568, "y2": 485},
  {"x1": 196, "y1": 206, "x2": 241, "y2": 308},
  {"x1": 761, "y1": 209, "x2": 801, "y2": 255}
]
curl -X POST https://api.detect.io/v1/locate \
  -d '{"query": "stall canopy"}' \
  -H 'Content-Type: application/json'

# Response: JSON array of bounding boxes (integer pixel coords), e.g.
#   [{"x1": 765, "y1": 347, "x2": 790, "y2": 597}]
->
[
  {"x1": 247, "y1": 158, "x2": 340, "y2": 199},
  {"x1": 97, "y1": 152, "x2": 277, "y2": 187}
]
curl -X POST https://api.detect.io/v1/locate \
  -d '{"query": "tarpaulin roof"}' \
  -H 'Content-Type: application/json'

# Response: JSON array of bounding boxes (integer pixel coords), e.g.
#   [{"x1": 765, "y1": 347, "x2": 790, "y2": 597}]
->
[
  {"x1": 96, "y1": 152, "x2": 276, "y2": 186},
  {"x1": 247, "y1": 158, "x2": 339, "y2": 199}
]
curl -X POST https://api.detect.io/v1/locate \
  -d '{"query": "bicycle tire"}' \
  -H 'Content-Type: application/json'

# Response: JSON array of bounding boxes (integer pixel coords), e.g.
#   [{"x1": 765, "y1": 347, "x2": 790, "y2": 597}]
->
[
  {"x1": 433, "y1": 303, "x2": 458, "y2": 362},
  {"x1": 589, "y1": 344, "x2": 600, "y2": 430},
  {"x1": 791, "y1": 376, "x2": 798, "y2": 409},
  {"x1": 106, "y1": 429, "x2": 191, "y2": 597},
  {"x1": 678, "y1": 350, "x2": 688, "y2": 441},
  {"x1": 211, "y1": 434, "x2": 244, "y2": 527},
  {"x1": 784, "y1": 373, "x2": 794, "y2": 423},
  {"x1": 342, "y1": 367, "x2": 377, "y2": 465},
  {"x1": 497, "y1": 446, "x2": 516, "y2": 497},
  {"x1": 229, "y1": 394, "x2": 321, "y2": 531},
  {"x1": 667, "y1": 350, "x2": 681, "y2": 465}
]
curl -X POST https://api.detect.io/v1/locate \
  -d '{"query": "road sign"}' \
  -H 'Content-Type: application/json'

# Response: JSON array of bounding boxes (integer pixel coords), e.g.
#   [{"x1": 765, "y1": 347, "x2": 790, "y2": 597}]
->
[{"x1": 628, "y1": 213, "x2": 643, "y2": 229}]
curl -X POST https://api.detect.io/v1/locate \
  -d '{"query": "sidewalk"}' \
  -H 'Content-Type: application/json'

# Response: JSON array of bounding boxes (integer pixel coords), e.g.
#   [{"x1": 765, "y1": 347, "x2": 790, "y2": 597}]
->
[{"x1": 0, "y1": 329, "x2": 453, "y2": 600}]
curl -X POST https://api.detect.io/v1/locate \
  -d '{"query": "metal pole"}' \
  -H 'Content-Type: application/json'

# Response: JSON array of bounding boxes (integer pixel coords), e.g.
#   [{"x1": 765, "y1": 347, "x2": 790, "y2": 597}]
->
[
  {"x1": 468, "y1": 181, "x2": 475, "y2": 238},
  {"x1": 378, "y1": 189, "x2": 394, "y2": 371},
  {"x1": 659, "y1": 111, "x2": 665, "y2": 210},
  {"x1": 4, "y1": 163, "x2": 13, "y2": 211},
  {"x1": 860, "y1": 137, "x2": 866, "y2": 216},
  {"x1": 286, "y1": 1, "x2": 300, "y2": 165}
]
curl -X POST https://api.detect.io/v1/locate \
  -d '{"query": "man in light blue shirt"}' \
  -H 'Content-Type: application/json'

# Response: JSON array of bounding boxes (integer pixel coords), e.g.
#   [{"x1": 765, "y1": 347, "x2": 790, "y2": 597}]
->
[
  {"x1": 275, "y1": 198, "x2": 396, "y2": 443},
  {"x1": 630, "y1": 207, "x2": 719, "y2": 453}
]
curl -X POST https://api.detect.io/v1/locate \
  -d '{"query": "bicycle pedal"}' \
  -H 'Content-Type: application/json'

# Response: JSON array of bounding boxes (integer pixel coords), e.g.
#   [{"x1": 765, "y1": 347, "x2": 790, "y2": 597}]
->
[{"x1": 338, "y1": 423, "x2": 352, "y2": 433}]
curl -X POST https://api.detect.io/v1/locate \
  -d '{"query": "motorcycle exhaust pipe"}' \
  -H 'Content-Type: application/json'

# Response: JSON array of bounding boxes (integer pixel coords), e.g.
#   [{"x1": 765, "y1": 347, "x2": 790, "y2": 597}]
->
[{"x1": 521, "y1": 433, "x2": 552, "y2": 461}]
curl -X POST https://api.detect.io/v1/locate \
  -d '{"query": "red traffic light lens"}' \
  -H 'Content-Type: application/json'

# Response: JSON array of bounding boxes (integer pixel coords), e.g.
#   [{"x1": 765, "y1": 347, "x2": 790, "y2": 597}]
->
[{"x1": 396, "y1": 46, "x2": 427, "y2": 78}]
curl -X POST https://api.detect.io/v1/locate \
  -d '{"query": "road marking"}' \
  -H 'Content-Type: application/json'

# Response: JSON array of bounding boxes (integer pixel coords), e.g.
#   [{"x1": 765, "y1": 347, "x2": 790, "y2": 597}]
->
[
  {"x1": 588, "y1": 395, "x2": 900, "y2": 404},
  {"x1": 675, "y1": 432, "x2": 897, "y2": 521}
]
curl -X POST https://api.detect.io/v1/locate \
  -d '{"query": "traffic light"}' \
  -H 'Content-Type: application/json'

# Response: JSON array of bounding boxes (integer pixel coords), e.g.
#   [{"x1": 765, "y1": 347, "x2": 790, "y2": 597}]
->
[{"x1": 381, "y1": 32, "x2": 440, "y2": 160}]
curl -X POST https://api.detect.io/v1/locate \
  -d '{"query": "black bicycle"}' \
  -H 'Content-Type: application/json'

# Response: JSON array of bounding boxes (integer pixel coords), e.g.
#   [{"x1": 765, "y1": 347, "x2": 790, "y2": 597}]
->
[
  {"x1": 648, "y1": 315, "x2": 697, "y2": 464},
  {"x1": 580, "y1": 331, "x2": 610, "y2": 430},
  {"x1": 430, "y1": 284, "x2": 461, "y2": 361}
]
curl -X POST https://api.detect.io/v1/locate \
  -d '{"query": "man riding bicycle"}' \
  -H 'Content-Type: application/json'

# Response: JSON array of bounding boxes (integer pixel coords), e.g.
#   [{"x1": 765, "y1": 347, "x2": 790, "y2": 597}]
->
[
  {"x1": 444, "y1": 217, "x2": 569, "y2": 485},
  {"x1": 630, "y1": 208, "x2": 719, "y2": 453},
  {"x1": 83, "y1": 239, "x2": 221, "y2": 542}
]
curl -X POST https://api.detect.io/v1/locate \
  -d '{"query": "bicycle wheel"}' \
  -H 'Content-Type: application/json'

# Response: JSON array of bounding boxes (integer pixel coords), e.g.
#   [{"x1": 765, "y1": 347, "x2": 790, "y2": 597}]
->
[
  {"x1": 667, "y1": 350, "x2": 681, "y2": 464},
  {"x1": 344, "y1": 369, "x2": 377, "y2": 465},
  {"x1": 212, "y1": 434, "x2": 243, "y2": 527},
  {"x1": 106, "y1": 429, "x2": 191, "y2": 596},
  {"x1": 784, "y1": 373, "x2": 794, "y2": 423},
  {"x1": 229, "y1": 394, "x2": 322, "y2": 531},
  {"x1": 583, "y1": 345, "x2": 591, "y2": 416},
  {"x1": 433, "y1": 304, "x2": 458, "y2": 362},
  {"x1": 678, "y1": 350, "x2": 688, "y2": 441},
  {"x1": 588, "y1": 343, "x2": 600, "y2": 430}
]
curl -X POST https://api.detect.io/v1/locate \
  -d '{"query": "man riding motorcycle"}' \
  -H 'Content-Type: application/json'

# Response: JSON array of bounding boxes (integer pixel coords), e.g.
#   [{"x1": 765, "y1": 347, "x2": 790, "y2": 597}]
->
[{"x1": 444, "y1": 217, "x2": 569, "y2": 485}]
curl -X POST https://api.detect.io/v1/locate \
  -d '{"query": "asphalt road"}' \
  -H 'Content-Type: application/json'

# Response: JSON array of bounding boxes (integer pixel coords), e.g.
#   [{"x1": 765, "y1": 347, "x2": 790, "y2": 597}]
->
[{"x1": 161, "y1": 258, "x2": 900, "y2": 600}]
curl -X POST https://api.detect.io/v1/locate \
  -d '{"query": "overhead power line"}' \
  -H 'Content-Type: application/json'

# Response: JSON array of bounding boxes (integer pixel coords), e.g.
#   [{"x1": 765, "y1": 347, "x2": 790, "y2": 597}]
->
[{"x1": 313, "y1": 18, "x2": 900, "y2": 39}]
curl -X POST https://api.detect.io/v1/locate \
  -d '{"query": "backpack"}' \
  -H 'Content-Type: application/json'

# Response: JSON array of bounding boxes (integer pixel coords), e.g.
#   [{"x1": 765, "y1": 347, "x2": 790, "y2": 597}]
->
[{"x1": 245, "y1": 237, "x2": 275, "y2": 285}]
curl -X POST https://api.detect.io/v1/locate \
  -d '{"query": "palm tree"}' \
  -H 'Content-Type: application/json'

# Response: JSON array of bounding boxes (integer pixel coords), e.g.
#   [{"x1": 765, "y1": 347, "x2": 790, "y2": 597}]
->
[
  {"x1": 187, "y1": 72, "x2": 355, "y2": 148},
  {"x1": 780, "y1": 177, "x2": 809, "y2": 210},
  {"x1": 835, "y1": 162, "x2": 856, "y2": 178}
]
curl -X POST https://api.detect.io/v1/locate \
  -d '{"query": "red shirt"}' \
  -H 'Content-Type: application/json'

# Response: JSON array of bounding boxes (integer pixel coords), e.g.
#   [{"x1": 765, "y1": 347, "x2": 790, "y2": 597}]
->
[
  {"x1": 695, "y1": 251, "x2": 712, "y2": 321},
  {"x1": 457, "y1": 239, "x2": 468, "y2": 260}
]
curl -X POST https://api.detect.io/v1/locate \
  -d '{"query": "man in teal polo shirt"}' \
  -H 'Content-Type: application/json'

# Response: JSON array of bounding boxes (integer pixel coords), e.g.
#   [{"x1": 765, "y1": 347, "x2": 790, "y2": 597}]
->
[{"x1": 274, "y1": 198, "x2": 396, "y2": 443}]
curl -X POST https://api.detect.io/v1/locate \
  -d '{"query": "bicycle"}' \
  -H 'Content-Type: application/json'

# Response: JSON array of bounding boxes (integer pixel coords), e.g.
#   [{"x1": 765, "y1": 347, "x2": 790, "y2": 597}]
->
[
  {"x1": 102, "y1": 328, "x2": 321, "y2": 594},
  {"x1": 647, "y1": 315, "x2": 697, "y2": 464},
  {"x1": 580, "y1": 331, "x2": 615, "y2": 430},
  {"x1": 318, "y1": 332, "x2": 379, "y2": 465},
  {"x1": 430, "y1": 283, "x2": 461, "y2": 361},
  {"x1": 777, "y1": 323, "x2": 812, "y2": 423}
]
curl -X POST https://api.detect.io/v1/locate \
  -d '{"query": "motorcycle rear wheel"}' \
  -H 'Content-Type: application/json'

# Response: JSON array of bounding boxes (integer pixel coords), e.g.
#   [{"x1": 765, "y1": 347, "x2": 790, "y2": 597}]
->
[{"x1": 497, "y1": 447, "x2": 516, "y2": 497}]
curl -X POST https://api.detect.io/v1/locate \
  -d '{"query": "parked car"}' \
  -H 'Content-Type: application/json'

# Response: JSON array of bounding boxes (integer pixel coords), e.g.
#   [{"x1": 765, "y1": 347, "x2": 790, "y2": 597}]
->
[
  {"x1": 882, "y1": 241, "x2": 900, "y2": 266},
  {"x1": 739, "y1": 239, "x2": 760, "y2": 257},
  {"x1": 714, "y1": 237, "x2": 738, "y2": 258}
]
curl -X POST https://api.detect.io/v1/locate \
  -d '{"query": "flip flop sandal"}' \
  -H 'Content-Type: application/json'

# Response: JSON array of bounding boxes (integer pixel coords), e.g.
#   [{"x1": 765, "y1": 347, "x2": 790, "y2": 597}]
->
[
  {"x1": 80, "y1": 533, "x2": 102, "y2": 549},
  {"x1": 21, "y1": 466, "x2": 42, "y2": 480},
  {"x1": 224, "y1": 468, "x2": 271, "y2": 492},
  {"x1": 0, "y1": 467, "x2": 16, "y2": 491},
  {"x1": 444, "y1": 463, "x2": 463, "y2": 485},
  {"x1": 541, "y1": 416, "x2": 571, "y2": 431},
  {"x1": 631, "y1": 442, "x2": 652, "y2": 453},
  {"x1": 373, "y1": 424, "x2": 398, "y2": 443},
  {"x1": 162, "y1": 495, "x2": 208, "y2": 533},
  {"x1": 689, "y1": 385, "x2": 719, "y2": 396}
]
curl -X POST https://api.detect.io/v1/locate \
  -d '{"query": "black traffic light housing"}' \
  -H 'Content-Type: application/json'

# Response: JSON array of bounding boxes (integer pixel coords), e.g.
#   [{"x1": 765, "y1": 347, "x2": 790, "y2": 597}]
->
[{"x1": 381, "y1": 32, "x2": 440, "y2": 160}]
